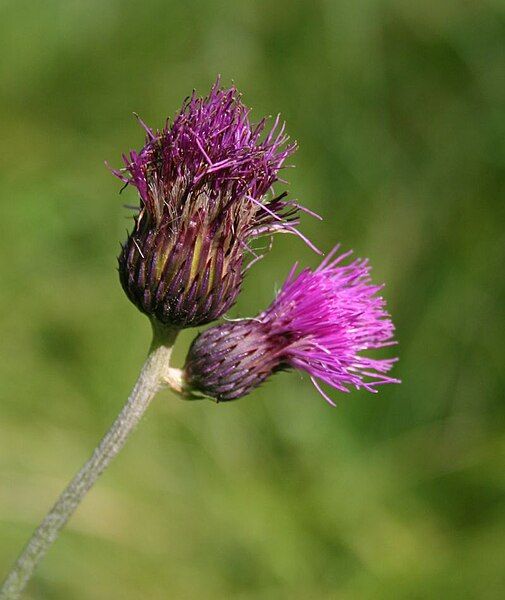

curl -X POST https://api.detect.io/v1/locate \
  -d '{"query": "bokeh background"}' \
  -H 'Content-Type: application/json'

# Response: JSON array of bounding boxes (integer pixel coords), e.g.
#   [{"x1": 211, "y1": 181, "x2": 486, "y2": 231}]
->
[{"x1": 1, "y1": 1, "x2": 504, "y2": 598}]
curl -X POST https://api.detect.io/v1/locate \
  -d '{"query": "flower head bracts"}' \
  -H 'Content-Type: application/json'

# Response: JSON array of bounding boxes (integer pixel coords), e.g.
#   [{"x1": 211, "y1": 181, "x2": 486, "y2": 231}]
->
[
  {"x1": 113, "y1": 80, "x2": 313, "y2": 328},
  {"x1": 183, "y1": 247, "x2": 399, "y2": 404}
]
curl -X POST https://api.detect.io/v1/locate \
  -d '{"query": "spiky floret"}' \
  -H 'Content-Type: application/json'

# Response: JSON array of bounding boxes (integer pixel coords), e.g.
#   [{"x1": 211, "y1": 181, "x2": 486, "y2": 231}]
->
[
  {"x1": 113, "y1": 79, "x2": 310, "y2": 328},
  {"x1": 184, "y1": 246, "x2": 400, "y2": 403}
]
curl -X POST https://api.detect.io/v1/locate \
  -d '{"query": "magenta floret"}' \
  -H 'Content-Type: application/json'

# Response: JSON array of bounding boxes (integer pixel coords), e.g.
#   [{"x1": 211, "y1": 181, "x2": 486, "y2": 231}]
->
[
  {"x1": 260, "y1": 246, "x2": 399, "y2": 404},
  {"x1": 184, "y1": 246, "x2": 400, "y2": 403}
]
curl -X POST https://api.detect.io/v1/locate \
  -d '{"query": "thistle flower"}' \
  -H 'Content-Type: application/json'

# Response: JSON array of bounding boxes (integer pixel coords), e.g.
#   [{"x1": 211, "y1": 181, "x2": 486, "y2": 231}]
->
[
  {"x1": 113, "y1": 79, "x2": 314, "y2": 329},
  {"x1": 183, "y1": 246, "x2": 400, "y2": 404}
]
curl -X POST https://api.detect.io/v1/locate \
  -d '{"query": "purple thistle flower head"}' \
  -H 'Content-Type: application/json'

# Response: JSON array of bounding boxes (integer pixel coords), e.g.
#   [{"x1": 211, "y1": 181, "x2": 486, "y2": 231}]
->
[
  {"x1": 113, "y1": 78, "x2": 314, "y2": 329},
  {"x1": 183, "y1": 246, "x2": 400, "y2": 404}
]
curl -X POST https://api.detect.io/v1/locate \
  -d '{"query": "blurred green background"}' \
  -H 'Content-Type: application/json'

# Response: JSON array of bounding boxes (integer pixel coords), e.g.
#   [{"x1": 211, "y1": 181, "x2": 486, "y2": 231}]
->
[{"x1": 1, "y1": 1, "x2": 504, "y2": 598}]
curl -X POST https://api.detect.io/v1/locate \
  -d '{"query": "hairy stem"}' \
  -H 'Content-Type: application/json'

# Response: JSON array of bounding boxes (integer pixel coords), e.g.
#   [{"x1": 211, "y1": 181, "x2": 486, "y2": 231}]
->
[{"x1": 0, "y1": 324, "x2": 178, "y2": 600}]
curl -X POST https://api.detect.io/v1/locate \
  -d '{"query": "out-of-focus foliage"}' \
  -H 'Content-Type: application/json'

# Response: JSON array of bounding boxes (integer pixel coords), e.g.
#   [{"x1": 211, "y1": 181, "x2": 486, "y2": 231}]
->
[{"x1": 0, "y1": 1, "x2": 504, "y2": 598}]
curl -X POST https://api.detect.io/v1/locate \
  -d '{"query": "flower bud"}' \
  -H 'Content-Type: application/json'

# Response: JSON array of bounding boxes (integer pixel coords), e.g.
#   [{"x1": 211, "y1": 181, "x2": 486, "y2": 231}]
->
[
  {"x1": 183, "y1": 247, "x2": 400, "y2": 404},
  {"x1": 113, "y1": 79, "x2": 312, "y2": 329},
  {"x1": 183, "y1": 321, "x2": 282, "y2": 401}
]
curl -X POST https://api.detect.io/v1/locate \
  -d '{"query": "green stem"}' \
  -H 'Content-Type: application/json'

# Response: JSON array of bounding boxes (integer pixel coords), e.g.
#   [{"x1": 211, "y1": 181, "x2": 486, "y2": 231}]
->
[{"x1": 0, "y1": 325, "x2": 178, "y2": 600}]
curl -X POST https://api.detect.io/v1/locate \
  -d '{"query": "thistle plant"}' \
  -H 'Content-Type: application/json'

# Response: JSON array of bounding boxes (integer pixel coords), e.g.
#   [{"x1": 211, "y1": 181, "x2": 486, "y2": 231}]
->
[
  {"x1": 0, "y1": 80, "x2": 399, "y2": 599},
  {"x1": 113, "y1": 79, "x2": 314, "y2": 328}
]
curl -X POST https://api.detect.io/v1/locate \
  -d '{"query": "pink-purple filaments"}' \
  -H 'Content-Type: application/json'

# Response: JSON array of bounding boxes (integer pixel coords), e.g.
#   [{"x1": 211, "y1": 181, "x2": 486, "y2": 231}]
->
[
  {"x1": 112, "y1": 78, "x2": 316, "y2": 249},
  {"x1": 260, "y1": 246, "x2": 400, "y2": 405}
]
